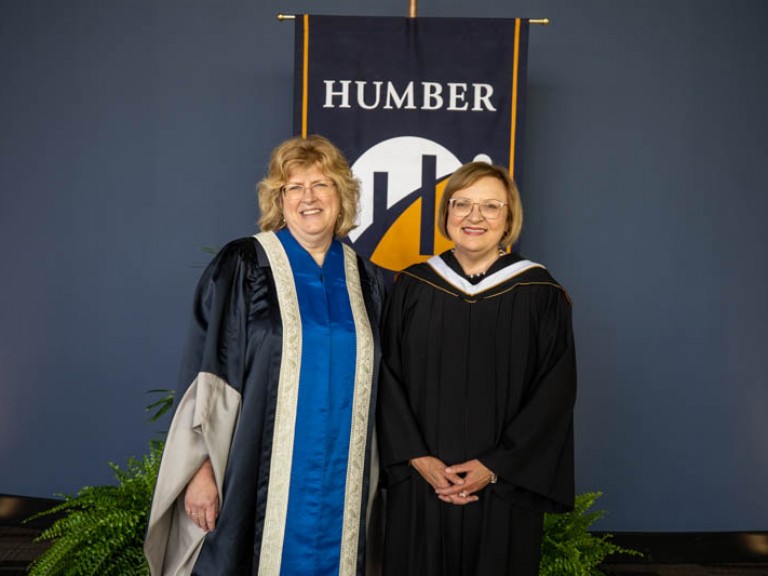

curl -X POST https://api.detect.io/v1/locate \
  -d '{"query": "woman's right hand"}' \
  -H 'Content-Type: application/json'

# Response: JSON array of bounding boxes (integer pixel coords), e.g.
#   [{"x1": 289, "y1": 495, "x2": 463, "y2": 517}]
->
[{"x1": 184, "y1": 458, "x2": 219, "y2": 532}]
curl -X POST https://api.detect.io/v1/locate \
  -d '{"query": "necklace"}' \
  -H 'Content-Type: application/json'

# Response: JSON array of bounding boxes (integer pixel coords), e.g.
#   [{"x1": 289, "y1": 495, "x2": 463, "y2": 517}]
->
[{"x1": 452, "y1": 248, "x2": 505, "y2": 279}]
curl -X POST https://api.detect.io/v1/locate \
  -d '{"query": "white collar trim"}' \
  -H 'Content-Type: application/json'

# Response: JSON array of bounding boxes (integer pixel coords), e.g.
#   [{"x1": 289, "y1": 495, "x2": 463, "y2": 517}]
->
[{"x1": 426, "y1": 255, "x2": 545, "y2": 296}]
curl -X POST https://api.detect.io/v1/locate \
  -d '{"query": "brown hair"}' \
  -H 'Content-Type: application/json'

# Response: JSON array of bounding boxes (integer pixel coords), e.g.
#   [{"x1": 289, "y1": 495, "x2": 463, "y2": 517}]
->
[{"x1": 437, "y1": 161, "x2": 523, "y2": 248}]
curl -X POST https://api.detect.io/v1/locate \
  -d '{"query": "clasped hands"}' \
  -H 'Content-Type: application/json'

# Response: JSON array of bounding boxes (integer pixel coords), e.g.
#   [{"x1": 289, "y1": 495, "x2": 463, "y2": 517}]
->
[{"x1": 409, "y1": 456, "x2": 495, "y2": 506}]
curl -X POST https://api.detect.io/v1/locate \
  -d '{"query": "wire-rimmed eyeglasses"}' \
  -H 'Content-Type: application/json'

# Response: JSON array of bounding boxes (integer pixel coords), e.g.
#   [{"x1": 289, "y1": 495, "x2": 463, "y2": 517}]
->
[
  {"x1": 448, "y1": 197, "x2": 507, "y2": 220},
  {"x1": 281, "y1": 181, "x2": 336, "y2": 200}
]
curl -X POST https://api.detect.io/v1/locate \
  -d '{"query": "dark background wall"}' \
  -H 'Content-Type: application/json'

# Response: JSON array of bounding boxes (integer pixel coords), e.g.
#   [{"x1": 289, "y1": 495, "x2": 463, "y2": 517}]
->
[{"x1": 1, "y1": 0, "x2": 766, "y2": 532}]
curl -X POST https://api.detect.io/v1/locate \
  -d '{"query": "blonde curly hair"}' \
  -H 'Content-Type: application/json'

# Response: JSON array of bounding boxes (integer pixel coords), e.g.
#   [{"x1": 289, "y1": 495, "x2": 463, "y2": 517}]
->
[{"x1": 257, "y1": 135, "x2": 360, "y2": 238}]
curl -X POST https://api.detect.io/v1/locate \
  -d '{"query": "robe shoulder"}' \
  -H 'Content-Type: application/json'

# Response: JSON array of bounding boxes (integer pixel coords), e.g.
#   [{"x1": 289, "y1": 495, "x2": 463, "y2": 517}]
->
[
  {"x1": 394, "y1": 257, "x2": 571, "y2": 305},
  {"x1": 177, "y1": 236, "x2": 273, "y2": 398},
  {"x1": 204, "y1": 236, "x2": 269, "y2": 274}
]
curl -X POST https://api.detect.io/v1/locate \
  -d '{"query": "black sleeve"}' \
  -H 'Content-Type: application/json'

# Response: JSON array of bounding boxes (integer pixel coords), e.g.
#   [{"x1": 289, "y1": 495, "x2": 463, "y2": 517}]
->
[
  {"x1": 479, "y1": 286, "x2": 577, "y2": 512},
  {"x1": 176, "y1": 238, "x2": 260, "y2": 397}
]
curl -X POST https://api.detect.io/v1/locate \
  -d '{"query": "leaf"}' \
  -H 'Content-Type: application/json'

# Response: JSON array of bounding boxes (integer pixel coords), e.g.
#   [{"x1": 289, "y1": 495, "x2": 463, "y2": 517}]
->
[
  {"x1": 144, "y1": 389, "x2": 175, "y2": 423},
  {"x1": 539, "y1": 492, "x2": 643, "y2": 576},
  {"x1": 26, "y1": 441, "x2": 163, "y2": 575}
]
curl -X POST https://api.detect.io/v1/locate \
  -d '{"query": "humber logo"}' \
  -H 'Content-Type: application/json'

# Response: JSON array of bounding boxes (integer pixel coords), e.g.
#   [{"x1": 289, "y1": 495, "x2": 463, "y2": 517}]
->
[{"x1": 348, "y1": 136, "x2": 494, "y2": 271}]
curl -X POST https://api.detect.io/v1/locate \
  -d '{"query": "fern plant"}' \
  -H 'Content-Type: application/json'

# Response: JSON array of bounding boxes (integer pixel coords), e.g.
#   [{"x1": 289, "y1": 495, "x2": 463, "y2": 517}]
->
[
  {"x1": 26, "y1": 441, "x2": 162, "y2": 576},
  {"x1": 25, "y1": 390, "x2": 174, "y2": 576},
  {"x1": 539, "y1": 491, "x2": 642, "y2": 576}
]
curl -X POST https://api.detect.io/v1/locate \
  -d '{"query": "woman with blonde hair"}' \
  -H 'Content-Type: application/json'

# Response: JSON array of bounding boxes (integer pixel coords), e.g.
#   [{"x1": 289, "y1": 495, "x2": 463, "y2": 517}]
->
[{"x1": 145, "y1": 135, "x2": 384, "y2": 575}]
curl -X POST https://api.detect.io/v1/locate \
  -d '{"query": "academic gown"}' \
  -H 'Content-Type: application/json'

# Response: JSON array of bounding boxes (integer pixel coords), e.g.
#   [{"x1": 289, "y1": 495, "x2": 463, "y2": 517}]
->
[
  {"x1": 144, "y1": 231, "x2": 384, "y2": 576},
  {"x1": 377, "y1": 251, "x2": 576, "y2": 576}
]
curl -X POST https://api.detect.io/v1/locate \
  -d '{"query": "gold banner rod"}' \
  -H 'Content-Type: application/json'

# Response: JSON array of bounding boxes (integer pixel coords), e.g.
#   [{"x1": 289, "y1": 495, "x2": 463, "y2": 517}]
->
[{"x1": 276, "y1": 14, "x2": 551, "y2": 25}]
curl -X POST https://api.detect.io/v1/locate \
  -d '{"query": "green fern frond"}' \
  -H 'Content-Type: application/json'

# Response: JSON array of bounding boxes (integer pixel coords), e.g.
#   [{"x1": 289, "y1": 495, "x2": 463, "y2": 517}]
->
[
  {"x1": 145, "y1": 389, "x2": 175, "y2": 423},
  {"x1": 539, "y1": 492, "x2": 643, "y2": 576},
  {"x1": 26, "y1": 441, "x2": 163, "y2": 576}
]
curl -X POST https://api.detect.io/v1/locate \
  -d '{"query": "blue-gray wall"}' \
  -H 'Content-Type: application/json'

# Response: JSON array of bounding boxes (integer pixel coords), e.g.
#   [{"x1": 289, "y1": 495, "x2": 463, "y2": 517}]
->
[{"x1": 1, "y1": 0, "x2": 767, "y2": 532}]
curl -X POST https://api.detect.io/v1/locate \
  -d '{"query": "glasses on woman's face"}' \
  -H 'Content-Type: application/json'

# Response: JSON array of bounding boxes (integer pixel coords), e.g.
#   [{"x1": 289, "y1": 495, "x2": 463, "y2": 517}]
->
[
  {"x1": 281, "y1": 181, "x2": 336, "y2": 200},
  {"x1": 448, "y1": 197, "x2": 507, "y2": 220}
]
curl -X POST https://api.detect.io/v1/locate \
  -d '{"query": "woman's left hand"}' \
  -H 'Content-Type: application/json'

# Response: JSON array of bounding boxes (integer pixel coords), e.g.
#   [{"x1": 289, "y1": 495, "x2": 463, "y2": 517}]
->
[{"x1": 434, "y1": 459, "x2": 495, "y2": 505}]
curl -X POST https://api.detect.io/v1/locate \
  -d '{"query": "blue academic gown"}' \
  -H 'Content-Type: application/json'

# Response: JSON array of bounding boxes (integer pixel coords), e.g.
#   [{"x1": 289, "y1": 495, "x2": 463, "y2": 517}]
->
[{"x1": 144, "y1": 231, "x2": 384, "y2": 576}]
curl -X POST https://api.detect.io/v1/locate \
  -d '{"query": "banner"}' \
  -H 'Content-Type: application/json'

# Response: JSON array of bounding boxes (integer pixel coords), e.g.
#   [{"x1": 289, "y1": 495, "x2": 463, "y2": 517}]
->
[{"x1": 293, "y1": 15, "x2": 529, "y2": 271}]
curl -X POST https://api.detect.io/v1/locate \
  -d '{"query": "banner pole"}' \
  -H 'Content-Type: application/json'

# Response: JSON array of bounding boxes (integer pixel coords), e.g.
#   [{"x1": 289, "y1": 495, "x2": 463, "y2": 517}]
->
[{"x1": 277, "y1": 14, "x2": 550, "y2": 25}]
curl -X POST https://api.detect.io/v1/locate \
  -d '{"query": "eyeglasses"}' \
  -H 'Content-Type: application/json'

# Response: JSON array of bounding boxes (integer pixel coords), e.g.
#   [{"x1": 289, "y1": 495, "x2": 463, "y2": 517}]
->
[
  {"x1": 448, "y1": 197, "x2": 507, "y2": 220},
  {"x1": 281, "y1": 181, "x2": 336, "y2": 200}
]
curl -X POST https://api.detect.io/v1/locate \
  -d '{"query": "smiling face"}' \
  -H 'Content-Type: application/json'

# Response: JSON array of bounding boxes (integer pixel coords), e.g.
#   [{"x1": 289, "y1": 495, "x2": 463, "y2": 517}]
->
[
  {"x1": 281, "y1": 163, "x2": 341, "y2": 251},
  {"x1": 446, "y1": 176, "x2": 508, "y2": 261}
]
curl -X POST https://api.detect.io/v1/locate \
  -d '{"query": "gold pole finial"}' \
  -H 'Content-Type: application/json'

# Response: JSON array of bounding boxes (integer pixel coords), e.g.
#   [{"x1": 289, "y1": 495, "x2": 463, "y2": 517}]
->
[{"x1": 408, "y1": 0, "x2": 417, "y2": 18}]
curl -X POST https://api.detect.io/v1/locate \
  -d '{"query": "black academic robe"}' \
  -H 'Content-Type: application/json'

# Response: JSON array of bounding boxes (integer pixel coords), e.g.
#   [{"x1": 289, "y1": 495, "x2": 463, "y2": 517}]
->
[
  {"x1": 144, "y1": 233, "x2": 385, "y2": 576},
  {"x1": 377, "y1": 252, "x2": 576, "y2": 576}
]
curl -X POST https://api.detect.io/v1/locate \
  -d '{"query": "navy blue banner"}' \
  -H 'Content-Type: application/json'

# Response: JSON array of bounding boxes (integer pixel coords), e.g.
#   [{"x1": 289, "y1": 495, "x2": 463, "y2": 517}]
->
[{"x1": 293, "y1": 15, "x2": 529, "y2": 270}]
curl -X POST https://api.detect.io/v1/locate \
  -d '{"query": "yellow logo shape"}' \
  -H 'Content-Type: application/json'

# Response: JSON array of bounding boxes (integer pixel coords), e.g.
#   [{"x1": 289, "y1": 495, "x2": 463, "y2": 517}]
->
[{"x1": 371, "y1": 177, "x2": 454, "y2": 271}]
